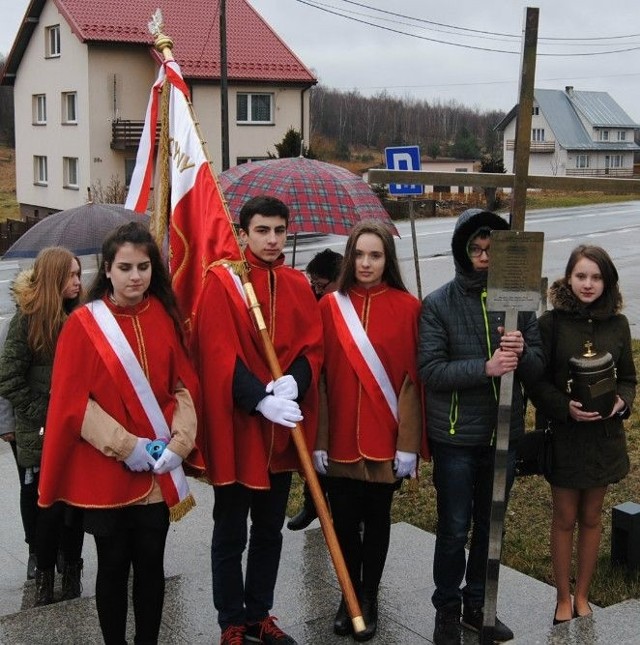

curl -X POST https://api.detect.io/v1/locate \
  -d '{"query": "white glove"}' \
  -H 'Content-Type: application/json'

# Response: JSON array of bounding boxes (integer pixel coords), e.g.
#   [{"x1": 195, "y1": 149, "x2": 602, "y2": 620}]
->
[
  {"x1": 153, "y1": 447, "x2": 183, "y2": 475},
  {"x1": 255, "y1": 395, "x2": 303, "y2": 428},
  {"x1": 124, "y1": 438, "x2": 156, "y2": 472},
  {"x1": 393, "y1": 450, "x2": 417, "y2": 479},
  {"x1": 313, "y1": 450, "x2": 328, "y2": 475},
  {"x1": 266, "y1": 374, "x2": 298, "y2": 400}
]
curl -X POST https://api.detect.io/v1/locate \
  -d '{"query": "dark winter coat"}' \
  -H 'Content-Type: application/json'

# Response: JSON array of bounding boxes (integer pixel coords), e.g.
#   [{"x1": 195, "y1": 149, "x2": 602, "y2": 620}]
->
[
  {"x1": 418, "y1": 209, "x2": 545, "y2": 446},
  {"x1": 0, "y1": 271, "x2": 52, "y2": 467},
  {"x1": 527, "y1": 279, "x2": 636, "y2": 487}
]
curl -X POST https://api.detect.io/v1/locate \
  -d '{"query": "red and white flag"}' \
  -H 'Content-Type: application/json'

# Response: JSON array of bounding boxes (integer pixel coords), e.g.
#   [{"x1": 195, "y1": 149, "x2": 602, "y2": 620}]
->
[{"x1": 125, "y1": 60, "x2": 241, "y2": 327}]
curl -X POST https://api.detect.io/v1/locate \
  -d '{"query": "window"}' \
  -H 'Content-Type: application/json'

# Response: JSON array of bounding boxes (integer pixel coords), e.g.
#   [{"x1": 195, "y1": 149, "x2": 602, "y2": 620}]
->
[
  {"x1": 576, "y1": 155, "x2": 590, "y2": 169},
  {"x1": 124, "y1": 158, "x2": 137, "y2": 187},
  {"x1": 532, "y1": 128, "x2": 545, "y2": 142},
  {"x1": 45, "y1": 25, "x2": 60, "y2": 57},
  {"x1": 63, "y1": 157, "x2": 79, "y2": 188},
  {"x1": 532, "y1": 106, "x2": 539, "y2": 115},
  {"x1": 62, "y1": 92, "x2": 77, "y2": 124},
  {"x1": 34, "y1": 156, "x2": 48, "y2": 185},
  {"x1": 618, "y1": 131, "x2": 627, "y2": 141},
  {"x1": 236, "y1": 93, "x2": 273, "y2": 124},
  {"x1": 599, "y1": 130, "x2": 609, "y2": 141},
  {"x1": 33, "y1": 94, "x2": 47, "y2": 124},
  {"x1": 605, "y1": 155, "x2": 623, "y2": 169}
]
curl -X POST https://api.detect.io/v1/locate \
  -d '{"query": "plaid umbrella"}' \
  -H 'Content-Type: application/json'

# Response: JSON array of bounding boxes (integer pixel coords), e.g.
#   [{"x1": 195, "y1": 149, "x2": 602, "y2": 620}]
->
[
  {"x1": 3, "y1": 203, "x2": 150, "y2": 259},
  {"x1": 218, "y1": 157, "x2": 397, "y2": 235}
]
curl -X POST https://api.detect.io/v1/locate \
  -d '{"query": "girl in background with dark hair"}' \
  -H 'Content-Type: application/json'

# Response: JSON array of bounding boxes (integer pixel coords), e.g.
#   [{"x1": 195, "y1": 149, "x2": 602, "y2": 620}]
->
[
  {"x1": 0, "y1": 247, "x2": 84, "y2": 605},
  {"x1": 528, "y1": 245, "x2": 636, "y2": 625},
  {"x1": 313, "y1": 220, "x2": 425, "y2": 641},
  {"x1": 39, "y1": 222, "x2": 203, "y2": 644}
]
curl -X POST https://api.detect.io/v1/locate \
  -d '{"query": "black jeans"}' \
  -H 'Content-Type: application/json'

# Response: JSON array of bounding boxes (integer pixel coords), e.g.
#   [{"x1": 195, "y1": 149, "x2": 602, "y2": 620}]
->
[
  {"x1": 91, "y1": 503, "x2": 170, "y2": 645},
  {"x1": 9, "y1": 440, "x2": 38, "y2": 551},
  {"x1": 430, "y1": 441, "x2": 515, "y2": 610},
  {"x1": 211, "y1": 472, "x2": 292, "y2": 630},
  {"x1": 326, "y1": 477, "x2": 398, "y2": 596}
]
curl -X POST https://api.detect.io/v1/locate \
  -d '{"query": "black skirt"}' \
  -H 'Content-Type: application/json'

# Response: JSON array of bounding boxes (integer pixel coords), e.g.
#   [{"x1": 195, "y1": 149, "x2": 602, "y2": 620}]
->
[{"x1": 546, "y1": 419, "x2": 629, "y2": 489}]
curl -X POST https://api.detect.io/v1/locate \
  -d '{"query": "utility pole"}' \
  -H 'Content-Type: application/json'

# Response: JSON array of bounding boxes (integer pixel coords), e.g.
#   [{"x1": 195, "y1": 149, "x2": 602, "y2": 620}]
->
[{"x1": 220, "y1": 0, "x2": 230, "y2": 170}]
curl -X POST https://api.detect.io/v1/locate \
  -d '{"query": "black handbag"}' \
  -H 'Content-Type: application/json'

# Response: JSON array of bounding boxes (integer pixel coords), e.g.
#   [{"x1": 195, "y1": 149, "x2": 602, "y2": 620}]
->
[{"x1": 515, "y1": 426, "x2": 552, "y2": 477}]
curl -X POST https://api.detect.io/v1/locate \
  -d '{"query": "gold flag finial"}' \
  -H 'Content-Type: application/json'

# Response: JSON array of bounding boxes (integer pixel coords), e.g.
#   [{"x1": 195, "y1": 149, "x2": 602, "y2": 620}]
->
[{"x1": 148, "y1": 8, "x2": 174, "y2": 57}]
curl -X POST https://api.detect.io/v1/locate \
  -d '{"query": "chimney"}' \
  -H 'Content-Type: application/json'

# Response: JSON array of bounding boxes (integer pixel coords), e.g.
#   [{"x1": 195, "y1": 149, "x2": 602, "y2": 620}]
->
[{"x1": 565, "y1": 86, "x2": 574, "y2": 95}]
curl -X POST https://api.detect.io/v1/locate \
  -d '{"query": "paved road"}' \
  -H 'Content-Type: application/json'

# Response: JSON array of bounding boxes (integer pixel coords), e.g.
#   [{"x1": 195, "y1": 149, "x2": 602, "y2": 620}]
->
[{"x1": 287, "y1": 200, "x2": 640, "y2": 333}]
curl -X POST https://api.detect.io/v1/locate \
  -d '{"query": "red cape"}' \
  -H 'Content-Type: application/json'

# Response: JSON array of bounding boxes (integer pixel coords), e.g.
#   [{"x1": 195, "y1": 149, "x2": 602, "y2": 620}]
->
[
  {"x1": 38, "y1": 296, "x2": 203, "y2": 509},
  {"x1": 191, "y1": 249, "x2": 323, "y2": 488},
  {"x1": 320, "y1": 284, "x2": 425, "y2": 460}
]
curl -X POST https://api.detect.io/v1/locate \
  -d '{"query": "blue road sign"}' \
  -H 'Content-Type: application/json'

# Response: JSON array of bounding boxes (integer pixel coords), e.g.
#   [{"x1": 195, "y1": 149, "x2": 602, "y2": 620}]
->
[{"x1": 384, "y1": 146, "x2": 423, "y2": 195}]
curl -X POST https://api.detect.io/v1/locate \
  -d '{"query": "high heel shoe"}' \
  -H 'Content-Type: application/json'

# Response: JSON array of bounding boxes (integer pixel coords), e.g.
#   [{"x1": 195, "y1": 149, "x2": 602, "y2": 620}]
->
[
  {"x1": 553, "y1": 603, "x2": 571, "y2": 626},
  {"x1": 572, "y1": 602, "x2": 593, "y2": 618}
]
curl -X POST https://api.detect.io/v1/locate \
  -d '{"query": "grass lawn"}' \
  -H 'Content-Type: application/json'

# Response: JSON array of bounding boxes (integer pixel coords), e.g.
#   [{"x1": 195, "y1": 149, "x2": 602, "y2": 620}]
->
[{"x1": 288, "y1": 339, "x2": 640, "y2": 608}]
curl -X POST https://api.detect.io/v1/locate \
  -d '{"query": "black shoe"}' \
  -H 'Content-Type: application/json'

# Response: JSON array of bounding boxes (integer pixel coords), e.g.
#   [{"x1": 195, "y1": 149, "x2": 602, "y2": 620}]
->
[
  {"x1": 27, "y1": 553, "x2": 37, "y2": 580},
  {"x1": 433, "y1": 601, "x2": 461, "y2": 645},
  {"x1": 286, "y1": 505, "x2": 317, "y2": 531},
  {"x1": 461, "y1": 605, "x2": 514, "y2": 642},
  {"x1": 60, "y1": 559, "x2": 83, "y2": 600},
  {"x1": 353, "y1": 594, "x2": 378, "y2": 642},
  {"x1": 34, "y1": 568, "x2": 55, "y2": 607},
  {"x1": 333, "y1": 597, "x2": 352, "y2": 635},
  {"x1": 245, "y1": 615, "x2": 297, "y2": 644},
  {"x1": 553, "y1": 602, "x2": 571, "y2": 625}
]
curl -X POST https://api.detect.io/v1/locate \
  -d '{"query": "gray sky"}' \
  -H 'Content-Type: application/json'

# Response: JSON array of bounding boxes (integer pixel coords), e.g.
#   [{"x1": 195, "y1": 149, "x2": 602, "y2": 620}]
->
[{"x1": 3, "y1": 0, "x2": 640, "y2": 119}]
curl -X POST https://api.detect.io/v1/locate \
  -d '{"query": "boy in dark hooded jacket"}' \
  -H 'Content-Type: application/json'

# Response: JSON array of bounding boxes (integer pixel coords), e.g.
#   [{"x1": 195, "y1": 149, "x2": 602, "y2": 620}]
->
[{"x1": 418, "y1": 209, "x2": 544, "y2": 644}]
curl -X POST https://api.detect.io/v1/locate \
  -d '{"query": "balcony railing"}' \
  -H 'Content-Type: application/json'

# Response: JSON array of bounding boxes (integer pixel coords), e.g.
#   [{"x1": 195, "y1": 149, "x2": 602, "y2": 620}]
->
[
  {"x1": 505, "y1": 140, "x2": 556, "y2": 152},
  {"x1": 111, "y1": 119, "x2": 160, "y2": 150},
  {"x1": 565, "y1": 168, "x2": 634, "y2": 178}
]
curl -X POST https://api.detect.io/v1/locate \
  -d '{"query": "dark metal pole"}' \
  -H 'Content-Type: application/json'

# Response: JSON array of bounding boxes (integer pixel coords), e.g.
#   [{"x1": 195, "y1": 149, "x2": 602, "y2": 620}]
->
[
  {"x1": 510, "y1": 7, "x2": 539, "y2": 232},
  {"x1": 220, "y1": 0, "x2": 230, "y2": 170}
]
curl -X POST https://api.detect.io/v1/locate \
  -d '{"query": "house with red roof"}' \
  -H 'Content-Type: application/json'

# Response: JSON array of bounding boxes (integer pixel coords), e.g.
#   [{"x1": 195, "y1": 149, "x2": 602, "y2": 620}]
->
[{"x1": 1, "y1": 0, "x2": 317, "y2": 217}]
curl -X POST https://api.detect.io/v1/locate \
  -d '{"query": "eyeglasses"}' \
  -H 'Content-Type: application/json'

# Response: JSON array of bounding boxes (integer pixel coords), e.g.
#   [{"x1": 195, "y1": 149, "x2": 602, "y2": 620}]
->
[
  {"x1": 310, "y1": 278, "x2": 330, "y2": 292},
  {"x1": 468, "y1": 245, "x2": 490, "y2": 258}
]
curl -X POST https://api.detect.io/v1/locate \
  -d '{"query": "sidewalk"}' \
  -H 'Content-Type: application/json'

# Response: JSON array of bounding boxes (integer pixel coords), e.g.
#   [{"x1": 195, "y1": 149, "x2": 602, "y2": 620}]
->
[{"x1": 0, "y1": 440, "x2": 638, "y2": 644}]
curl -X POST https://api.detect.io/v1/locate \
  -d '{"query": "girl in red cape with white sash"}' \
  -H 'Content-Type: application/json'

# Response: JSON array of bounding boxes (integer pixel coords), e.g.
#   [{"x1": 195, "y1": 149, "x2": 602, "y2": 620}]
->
[
  {"x1": 314, "y1": 220, "x2": 428, "y2": 642},
  {"x1": 39, "y1": 222, "x2": 203, "y2": 645}
]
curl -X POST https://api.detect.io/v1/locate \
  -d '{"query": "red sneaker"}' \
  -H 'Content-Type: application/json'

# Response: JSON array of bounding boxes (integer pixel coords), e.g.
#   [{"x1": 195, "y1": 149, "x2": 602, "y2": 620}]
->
[
  {"x1": 220, "y1": 624, "x2": 246, "y2": 645},
  {"x1": 245, "y1": 615, "x2": 297, "y2": 644}
]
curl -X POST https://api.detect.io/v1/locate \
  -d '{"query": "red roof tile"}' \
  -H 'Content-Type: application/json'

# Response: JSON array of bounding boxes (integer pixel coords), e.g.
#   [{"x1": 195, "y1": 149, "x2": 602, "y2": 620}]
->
[{"x1": 14, "y1": 0, "x2": 316, "y2": 83}]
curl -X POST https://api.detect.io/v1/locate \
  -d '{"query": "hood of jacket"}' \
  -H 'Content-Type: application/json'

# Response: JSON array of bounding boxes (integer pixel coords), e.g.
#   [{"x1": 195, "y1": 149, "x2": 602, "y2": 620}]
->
[
  {"x1": 549, "y1": 278, "x2": 620, "y2": 320},
  {"x1": 10, "y1": 269, "x2": 34, "y2": 311},
  {"x1": 451, "y1": 208, "x2": 510, "y2": 291}
]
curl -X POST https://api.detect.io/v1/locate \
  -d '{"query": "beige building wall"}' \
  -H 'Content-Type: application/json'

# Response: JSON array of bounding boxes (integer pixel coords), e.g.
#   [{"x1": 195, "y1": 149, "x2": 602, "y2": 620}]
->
[{"x1": 87, "y1": 45, "x2": 157, "y2": 197}]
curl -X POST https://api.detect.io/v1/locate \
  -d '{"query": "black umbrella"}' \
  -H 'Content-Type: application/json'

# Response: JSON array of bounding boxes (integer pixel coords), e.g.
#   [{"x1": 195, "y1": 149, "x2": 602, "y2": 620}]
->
[{"x1": 3, "y1": 203, "x2": 150, "y2": 259}]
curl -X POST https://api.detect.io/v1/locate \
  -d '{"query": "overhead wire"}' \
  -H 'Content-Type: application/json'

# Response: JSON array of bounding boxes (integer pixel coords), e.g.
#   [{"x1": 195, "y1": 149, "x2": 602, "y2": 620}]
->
[{"x1": 295, "y1": 0, "x2": 640, "y2": 56}]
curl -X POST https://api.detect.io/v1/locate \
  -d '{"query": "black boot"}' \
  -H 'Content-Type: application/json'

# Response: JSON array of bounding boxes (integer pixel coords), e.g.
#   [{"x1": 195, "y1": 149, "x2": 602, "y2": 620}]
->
[
  {"x1": 333, "y1": 597, "x2": 352, "y2": 636},
  {"x1": 353, "y1": 592, "x2": 378, "y2": 642},
  {"x1": 433, "y1": 600, "x2": 461, "y2": 645},
  {"x1": 34, "y1": 568, "x2": 55, "y2": 607},
  {"x1": 27, "y1": 551, "x2": 37, "y2": 580},
  {"x1": 60, "y1": 559, "x2": 83, "y2": 600}
]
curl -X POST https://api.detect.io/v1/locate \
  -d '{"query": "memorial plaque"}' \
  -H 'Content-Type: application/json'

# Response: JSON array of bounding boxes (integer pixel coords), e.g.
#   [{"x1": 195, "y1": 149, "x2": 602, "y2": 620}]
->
[{"x1": 486, "y1": 230, "x2": 544, "y2": 312}]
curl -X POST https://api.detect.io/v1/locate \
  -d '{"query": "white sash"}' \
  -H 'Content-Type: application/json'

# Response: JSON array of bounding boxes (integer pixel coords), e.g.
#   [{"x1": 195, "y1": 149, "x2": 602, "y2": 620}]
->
[
  {"x1": 87, "y1": 300, "x2": 190, "y2": 500},
  {"x1": 332, "y1": 292, "x2": 398, "y2": 421}
]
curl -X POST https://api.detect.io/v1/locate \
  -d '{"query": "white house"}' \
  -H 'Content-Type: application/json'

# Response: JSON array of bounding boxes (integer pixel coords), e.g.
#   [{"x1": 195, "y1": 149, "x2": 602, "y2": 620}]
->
[
  {"x1": 1, "y1": 0, "x2": 317, "y2": 218},
  {"x1": 496, "y1": 86, "x2": 639, "y2": 178}
]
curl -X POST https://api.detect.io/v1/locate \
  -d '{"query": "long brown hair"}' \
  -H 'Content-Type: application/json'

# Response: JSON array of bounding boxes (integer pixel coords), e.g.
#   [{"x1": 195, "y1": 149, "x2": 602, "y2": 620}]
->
[
  {"x1": 564, "y1": 244, "x2": 622, "y2": 314},
  {"x1": 337, "y1": 220, "x2": 407, "y2": 293},
  {"x1": 20, "y1": 247, "x2": 82, "y2": 358}
]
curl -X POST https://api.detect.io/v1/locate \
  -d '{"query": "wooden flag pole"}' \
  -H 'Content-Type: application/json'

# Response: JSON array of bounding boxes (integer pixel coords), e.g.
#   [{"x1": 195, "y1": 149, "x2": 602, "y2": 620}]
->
[{"x1": 148, "y1": 11, "x2": 365, "y2": 634}]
